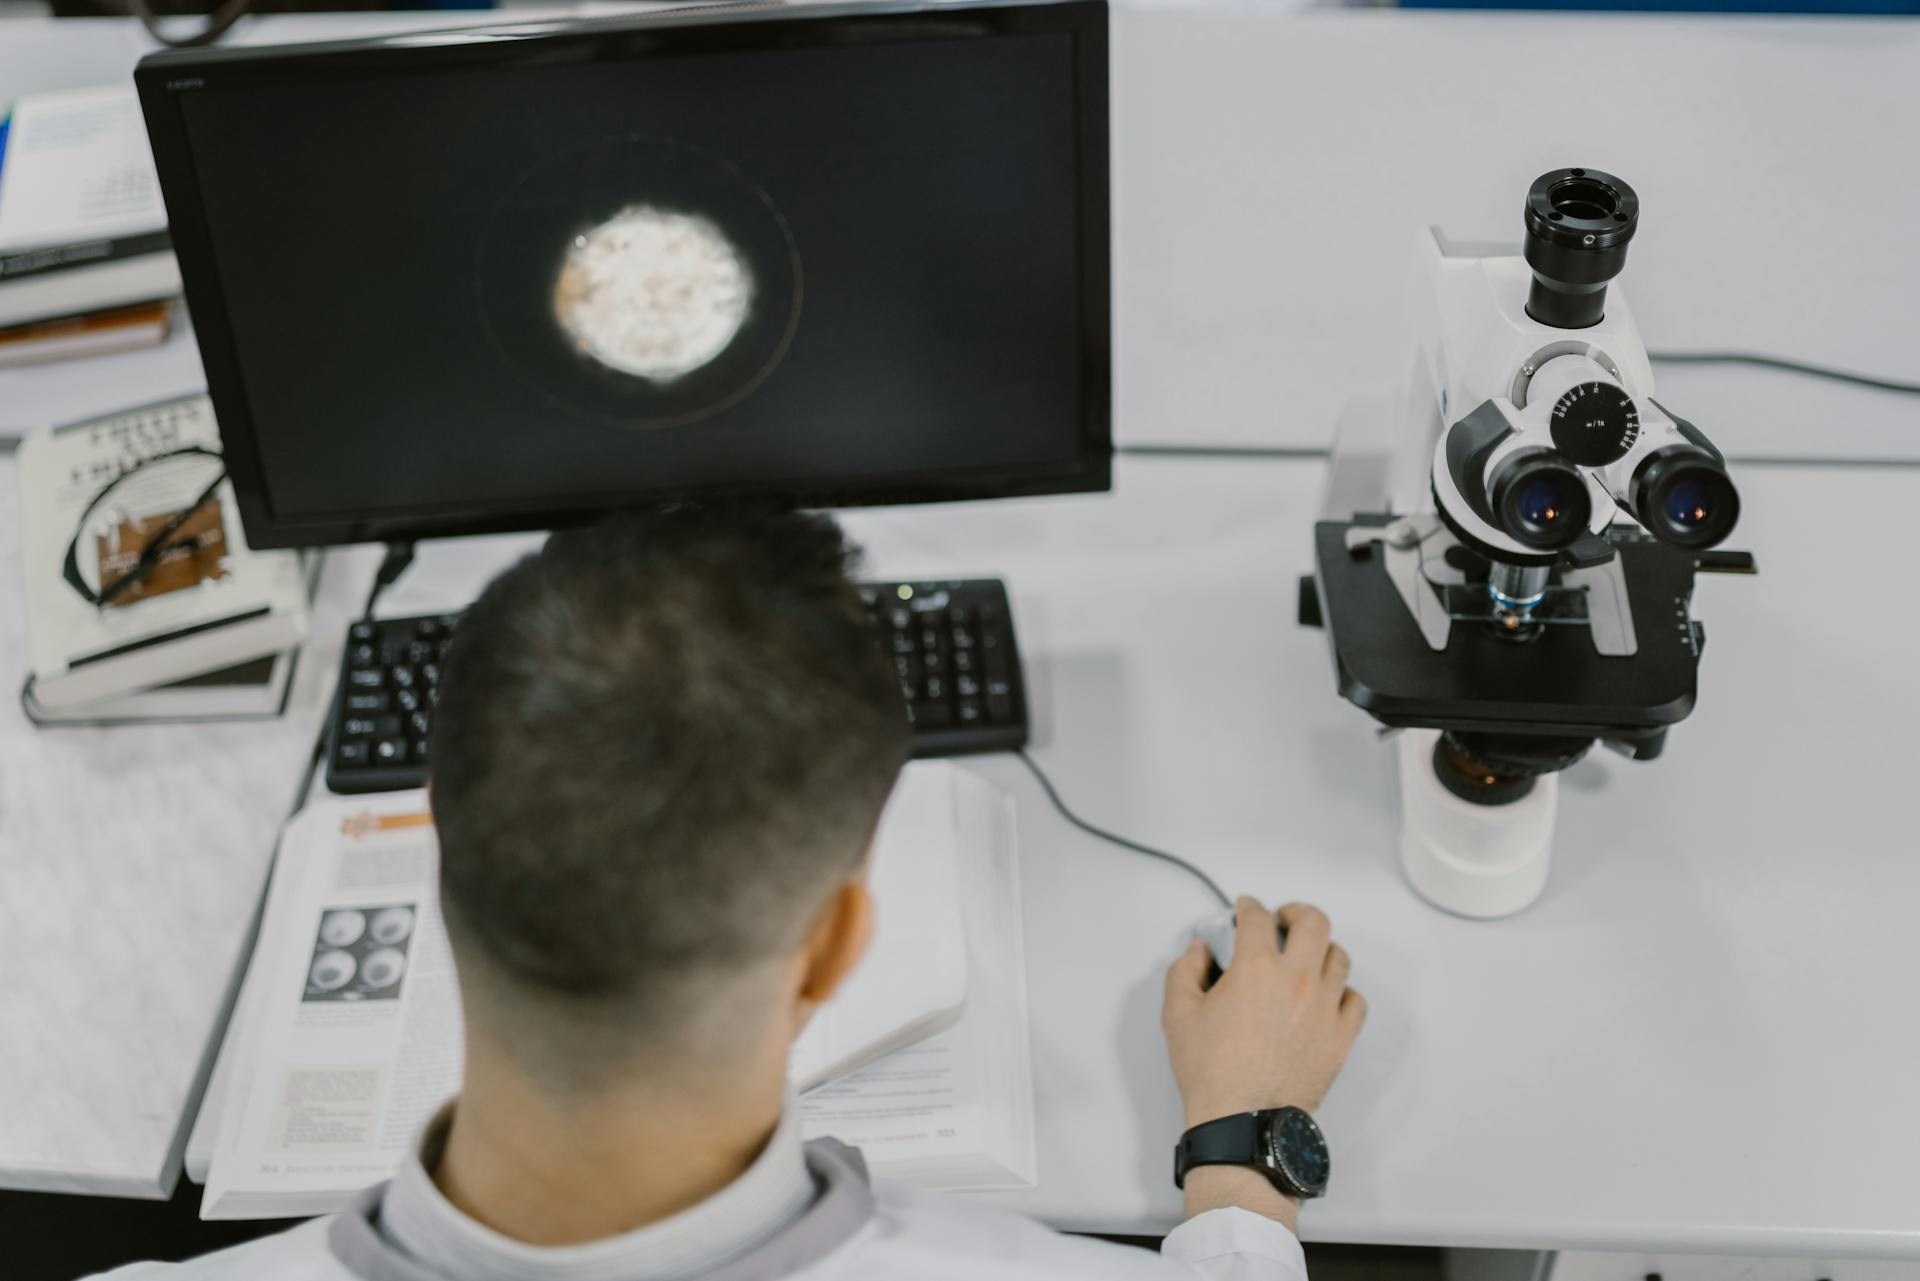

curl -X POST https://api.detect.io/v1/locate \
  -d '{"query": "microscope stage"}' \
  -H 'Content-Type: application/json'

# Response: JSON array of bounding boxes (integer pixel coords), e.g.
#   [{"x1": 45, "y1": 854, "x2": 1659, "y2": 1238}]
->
[{"x1": 1309, "y1": 515, "x2": 1703, "y2": 738}]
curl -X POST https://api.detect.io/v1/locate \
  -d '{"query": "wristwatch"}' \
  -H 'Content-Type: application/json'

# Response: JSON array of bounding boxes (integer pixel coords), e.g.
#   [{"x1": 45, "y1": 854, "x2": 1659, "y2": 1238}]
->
[{"x1": 1173, "y1": 1107, "x2": 1331, "y2": 1200}]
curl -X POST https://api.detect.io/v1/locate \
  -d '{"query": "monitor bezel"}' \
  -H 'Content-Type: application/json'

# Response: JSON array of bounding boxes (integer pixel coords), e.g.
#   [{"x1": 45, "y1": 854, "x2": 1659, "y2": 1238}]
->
[{"x1": 136, "y1": 0, "x2": 1112, "y2": 550}]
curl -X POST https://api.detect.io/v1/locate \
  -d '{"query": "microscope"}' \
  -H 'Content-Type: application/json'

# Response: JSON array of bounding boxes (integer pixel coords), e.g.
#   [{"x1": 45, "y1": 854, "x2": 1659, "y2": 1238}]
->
[{"x1": 1302, "y1": 168, "x2": 1750, "y2": 918}]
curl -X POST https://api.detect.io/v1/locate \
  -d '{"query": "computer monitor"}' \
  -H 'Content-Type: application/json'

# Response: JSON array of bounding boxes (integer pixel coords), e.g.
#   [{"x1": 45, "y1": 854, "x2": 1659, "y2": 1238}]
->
[{"x1": 135, "y1": 0, "x2": 1111, "y2": 550}]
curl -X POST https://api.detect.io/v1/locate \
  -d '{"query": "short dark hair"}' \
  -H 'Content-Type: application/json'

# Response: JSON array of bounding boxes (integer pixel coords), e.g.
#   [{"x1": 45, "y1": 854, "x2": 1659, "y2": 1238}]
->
[{"x1": 429, "y1": 508, "x2": 908, "y2": 1051}]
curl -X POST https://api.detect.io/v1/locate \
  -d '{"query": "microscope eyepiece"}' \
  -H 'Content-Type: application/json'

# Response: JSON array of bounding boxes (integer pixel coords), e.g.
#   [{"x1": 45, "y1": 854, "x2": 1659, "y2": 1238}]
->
[
  {"x1": 1488, "y1": 448, "x2": 1592, "y2": 551},
  {"x1": 1523, "y1": 168, "x2": 1638, "y2": 330},
  {"x1": 1629, "y1": 447, "x2": 1741, "y2": 550}
]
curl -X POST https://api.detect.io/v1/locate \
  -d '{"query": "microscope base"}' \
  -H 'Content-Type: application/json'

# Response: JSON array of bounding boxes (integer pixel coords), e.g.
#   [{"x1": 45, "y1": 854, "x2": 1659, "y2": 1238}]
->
[{"x1": 1396, "y1": 729, "x2": 1556, "y2": 918}]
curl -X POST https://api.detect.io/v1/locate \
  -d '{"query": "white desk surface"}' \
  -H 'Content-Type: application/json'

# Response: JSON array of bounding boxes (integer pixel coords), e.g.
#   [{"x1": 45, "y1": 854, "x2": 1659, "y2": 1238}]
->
[
  {"x1": 339, "y1": 454, "x2": 1920, "y2": 1259},
  {"x1": 0, "y1": 458, "x2": 375, "y2": 1198},
  {"x1": 4, "y1": 8, "x2": 1919, "y2": 458}
]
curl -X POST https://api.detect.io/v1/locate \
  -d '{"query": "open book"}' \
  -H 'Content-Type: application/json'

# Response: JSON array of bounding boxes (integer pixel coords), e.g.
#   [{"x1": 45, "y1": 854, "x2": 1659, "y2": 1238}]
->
[{"x1": 191, "y1": 760, "x2": 1034, "y2": 1218}]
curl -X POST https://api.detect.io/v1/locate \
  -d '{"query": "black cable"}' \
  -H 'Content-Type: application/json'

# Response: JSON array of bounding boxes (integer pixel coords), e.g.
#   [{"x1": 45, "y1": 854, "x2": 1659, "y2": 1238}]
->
[
  {"x1": 1650, "y1": 350, "x2": 1920, "y2": 397},
  {"x1": 1014, "y1": 747, "x2": 1231, "y2": 910},
  {"x1": 127, "y1": 0, "x2": 252, "y2": 49},
  {"x1": 362, "y1": 541, "x2": 418, "y2": 621}
]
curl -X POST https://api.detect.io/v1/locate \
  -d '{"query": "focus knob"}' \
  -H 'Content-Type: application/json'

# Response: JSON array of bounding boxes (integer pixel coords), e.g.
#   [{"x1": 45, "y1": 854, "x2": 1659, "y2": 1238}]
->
[{"x1": 1549, "y1": 381, "x2": 1639, "y2": 466}]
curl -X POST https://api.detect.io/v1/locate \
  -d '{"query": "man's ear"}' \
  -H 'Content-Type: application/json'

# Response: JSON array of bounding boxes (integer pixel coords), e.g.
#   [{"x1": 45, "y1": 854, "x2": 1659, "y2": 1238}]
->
[{"x1": 799, "y1": 877, "x2": 873, "y2": 1009}]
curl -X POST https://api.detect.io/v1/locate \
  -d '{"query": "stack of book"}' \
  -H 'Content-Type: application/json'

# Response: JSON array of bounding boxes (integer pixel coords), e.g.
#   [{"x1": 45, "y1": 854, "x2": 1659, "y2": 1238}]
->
[
  {"x1": 0, "y1": 85, "x2": 182, "y2": 367},
  {"x1": 16, "y1": 394, "x2": 315, "y2": 725}
]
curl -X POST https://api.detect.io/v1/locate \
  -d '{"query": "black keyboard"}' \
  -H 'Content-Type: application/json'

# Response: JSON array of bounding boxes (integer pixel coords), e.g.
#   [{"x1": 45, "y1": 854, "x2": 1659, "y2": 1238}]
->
[{"x1": 324, "y1": 578, "x2": 1029, "y2": 794}]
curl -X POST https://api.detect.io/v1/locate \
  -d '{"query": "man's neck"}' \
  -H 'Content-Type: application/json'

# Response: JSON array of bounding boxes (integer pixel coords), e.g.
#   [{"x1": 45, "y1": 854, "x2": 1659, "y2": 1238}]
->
[{"x1": 433, "y1": 1048, "x2": 788, "y2": 1246}]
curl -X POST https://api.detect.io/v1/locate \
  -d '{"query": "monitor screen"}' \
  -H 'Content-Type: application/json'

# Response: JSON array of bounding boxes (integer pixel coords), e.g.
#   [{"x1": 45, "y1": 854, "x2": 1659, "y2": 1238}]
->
[{"x1": 137, "y1": 1, "x2": 1110, "y2": 548}]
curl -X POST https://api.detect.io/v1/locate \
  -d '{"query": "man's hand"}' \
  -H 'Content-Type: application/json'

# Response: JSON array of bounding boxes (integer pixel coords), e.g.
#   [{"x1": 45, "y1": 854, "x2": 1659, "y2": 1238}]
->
[{"x1": 1162, "y1": 898, "x2": 1367, "y2": 1229}]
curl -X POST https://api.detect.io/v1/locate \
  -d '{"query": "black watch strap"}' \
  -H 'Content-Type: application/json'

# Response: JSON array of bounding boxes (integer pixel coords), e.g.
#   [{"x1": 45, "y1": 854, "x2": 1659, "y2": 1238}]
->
[{"x1": 1173, "y1": 1112, "x2": 1263, "y2": 1190}]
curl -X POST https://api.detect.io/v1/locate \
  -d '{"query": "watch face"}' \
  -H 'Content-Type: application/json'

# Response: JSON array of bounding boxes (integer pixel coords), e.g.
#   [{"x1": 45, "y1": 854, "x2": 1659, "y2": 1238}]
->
[{"x1": 1266, "y1": 1107, "x2": 1331, "y2": 1195}]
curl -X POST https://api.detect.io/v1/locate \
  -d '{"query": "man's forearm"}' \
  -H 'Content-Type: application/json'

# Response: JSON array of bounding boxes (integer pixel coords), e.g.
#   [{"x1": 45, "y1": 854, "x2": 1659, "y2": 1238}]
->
[{"x1": 1182, "y1": 1165, "x2": 1301, "y2": 1235}]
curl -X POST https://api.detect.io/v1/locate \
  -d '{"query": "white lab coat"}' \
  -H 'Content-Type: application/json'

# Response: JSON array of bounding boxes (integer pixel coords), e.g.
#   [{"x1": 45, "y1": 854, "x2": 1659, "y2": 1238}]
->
[{"x1": 94, "y1": 1139, "x2": 1309, "y2": 1281}]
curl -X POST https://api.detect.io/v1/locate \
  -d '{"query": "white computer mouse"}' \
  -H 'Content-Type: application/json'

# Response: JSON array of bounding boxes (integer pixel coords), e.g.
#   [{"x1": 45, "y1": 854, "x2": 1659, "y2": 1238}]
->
[{"x1": 1190, "y1": 907, "x2": 1287, "y2": 976}]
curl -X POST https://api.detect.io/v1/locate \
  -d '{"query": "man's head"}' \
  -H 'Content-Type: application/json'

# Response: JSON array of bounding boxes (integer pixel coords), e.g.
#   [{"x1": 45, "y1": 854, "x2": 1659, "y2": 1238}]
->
[{"x1": 428, "y1": 507, "x2": 909, "y2": 1095}]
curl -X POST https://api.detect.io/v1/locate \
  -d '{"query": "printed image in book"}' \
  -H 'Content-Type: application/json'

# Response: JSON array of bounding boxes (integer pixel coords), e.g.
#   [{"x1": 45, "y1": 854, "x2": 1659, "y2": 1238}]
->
[
  {"x1": 94, "y1": 495, "x2": 229, "y2": 607},
  {"x1": 77, "y1": 449, "x2": 230, "y2": 607},
  {"x1": 305, "y1": 906, "x2": 416, "y2": 1003}
]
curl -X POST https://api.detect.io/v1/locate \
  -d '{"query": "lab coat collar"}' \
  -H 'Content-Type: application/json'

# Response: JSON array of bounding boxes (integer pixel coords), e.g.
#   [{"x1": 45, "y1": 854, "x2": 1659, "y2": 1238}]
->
[{"x1": 326, "y1": 1137, "x2": 876, "y2": 1281}]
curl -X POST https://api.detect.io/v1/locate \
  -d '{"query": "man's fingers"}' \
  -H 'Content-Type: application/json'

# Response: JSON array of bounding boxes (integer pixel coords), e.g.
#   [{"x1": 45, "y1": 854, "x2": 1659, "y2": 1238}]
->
[
  {"x1": 1276, "y1": 902, "x2": 1332, "y2": 966},
  {"x1": 1339, "y1": 987, "x2": 1369, "y2": 1031},
  {"x1": 1231, "y1": 896, "x2": 1282, "y2": 964},
  {"x1": 1164, "y1": 939, "x2": 1211, "y2": 1012},
  {"x1": 1323, "y1": 942, "x2": 1351, "y2": 988}
]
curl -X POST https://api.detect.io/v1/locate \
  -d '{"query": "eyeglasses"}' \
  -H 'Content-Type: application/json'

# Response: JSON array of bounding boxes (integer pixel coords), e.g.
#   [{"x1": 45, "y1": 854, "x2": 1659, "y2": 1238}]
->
[{"x1": 61, "y1": 446, "x2": 230, "y2": 609}]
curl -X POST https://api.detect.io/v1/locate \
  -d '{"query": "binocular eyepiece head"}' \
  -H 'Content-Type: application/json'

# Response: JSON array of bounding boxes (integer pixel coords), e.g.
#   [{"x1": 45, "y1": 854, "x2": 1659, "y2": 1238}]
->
[{"x1": 1524, "y1": 168, "x2": 1639, "y2": 330}]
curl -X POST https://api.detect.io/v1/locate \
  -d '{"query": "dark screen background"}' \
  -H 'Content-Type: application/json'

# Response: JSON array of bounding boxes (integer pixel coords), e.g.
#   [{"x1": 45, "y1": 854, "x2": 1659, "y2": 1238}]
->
[{"x1": 177, "y1": 33, "x2": 1085, "y2": 524}]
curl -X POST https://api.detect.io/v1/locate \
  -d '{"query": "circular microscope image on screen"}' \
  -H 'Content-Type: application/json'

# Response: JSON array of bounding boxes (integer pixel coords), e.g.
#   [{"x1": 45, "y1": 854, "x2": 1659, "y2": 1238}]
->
[
  {"x1": 479, "y1": 137, "x2": 802, "y2": 430},
  {"x1": 555, "y1": 207, "x2": 752, "y2": 381}
]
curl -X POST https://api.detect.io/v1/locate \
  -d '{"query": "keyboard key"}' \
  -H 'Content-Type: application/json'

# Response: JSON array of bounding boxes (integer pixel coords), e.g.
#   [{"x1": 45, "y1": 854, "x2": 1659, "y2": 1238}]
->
[
  {"x1": 349, "y1": 622, "x2": 377, "y2": 643},
  {"x1": 913, "y1": 700, "x2": 953, "y2": 729},
  {"x1": 920, "y1": 626, "x2": 942, "y2": 651},
  {"x1": 408, "y1": 640, "x2": 435, "y2": 664},
  {"x1": 951, "y1": 626, "x2": 976, "y2": 650},
  {"x1": 391, "y1": 665, "x2": 416, "y2": 689},
  {"x1": 422, "y1": 663, "x2": 440, "y2": 686},
  {"x1": 348, "y1": 669, "x2": 383, "y2": 690},
  {"x1": 373, "y1": 738, "x2": 408, "y2": 764},
  {"x1": 349, "y1": 643, "x2": 377, "y2": 669},
  {"x1": 345, "y1": 692, "x2": 388, "y2": 713},
  {"x1": 410, "y1": 711, "x2": 431, "y2": 738},
  {"x1": 396, "y1": 687, "x2": 421, "y2": 713},
  {"x1": 336, "y1": 740, "x2": 370, "y2": 767},
  {"x1": 958, "y1": 698, "x2": 983, "y2": 725},
  {"x1": 889, "y1": 608, "x2": 912, "y2": 630},
  {"x1": 956, "y1": 674, "x2": 980, "y2": 698},
  {"x1": 987, "y1": 679, "x2": 1015, "y2": 722},
  {"x1": 925, "y1": 676, "x2": 945, "y2": 702},
  {"x1": 891, "y1": 632, "x2": 915, "y2": 655},
  {"x1": 416, "y1": 618, "x2": 442, "y2": 638},
  {"x1": 952, "y1": 649, "x2": 975, "y2": 674}
]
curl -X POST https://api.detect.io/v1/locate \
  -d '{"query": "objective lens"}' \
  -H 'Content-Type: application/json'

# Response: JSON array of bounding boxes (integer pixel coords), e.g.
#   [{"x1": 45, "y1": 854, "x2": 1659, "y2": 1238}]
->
[
  {"x1": 1631, "y1": 449, "x2": 1740, "y2": 550},
  {"x1": 1489, "y1": 450, "x2": 1592, "y2": 551}
]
